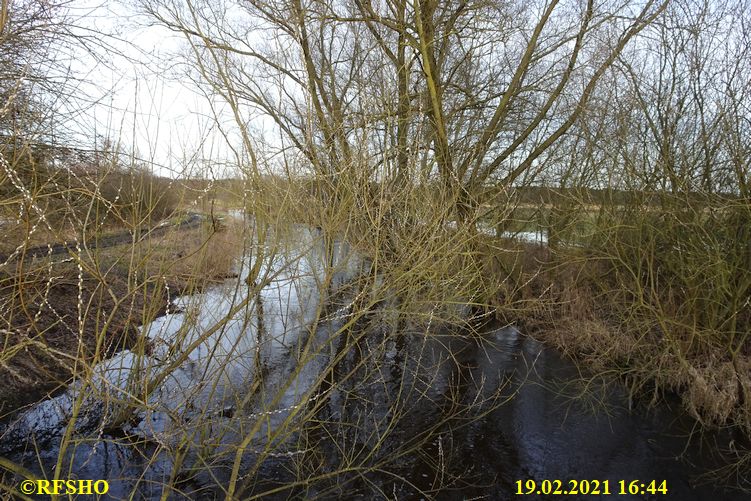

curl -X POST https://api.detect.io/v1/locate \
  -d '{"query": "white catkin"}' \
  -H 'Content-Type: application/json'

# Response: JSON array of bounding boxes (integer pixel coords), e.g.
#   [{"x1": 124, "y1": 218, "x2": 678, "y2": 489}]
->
[
  {"x1": 31, "y1": 255, "x2": 57, "y2": 326},
  {"x1": 163, "y1": 276, "x2": 172, "y2": 311},
  {"x1": 0, "y1": 148, "x2": 54, "y2": 266},
  {"x1": 76, "y1": 240, "x2": 84, "y2": 338}
]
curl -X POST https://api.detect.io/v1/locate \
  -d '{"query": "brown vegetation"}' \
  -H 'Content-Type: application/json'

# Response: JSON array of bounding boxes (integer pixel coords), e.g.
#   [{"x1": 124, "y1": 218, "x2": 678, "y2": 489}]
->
[
  {"x1": 2, "y1": 0, "x2": 751, "y2": 496},
  {"x1": 491, "y1": 195, "x2": 751, "y2": 436}
]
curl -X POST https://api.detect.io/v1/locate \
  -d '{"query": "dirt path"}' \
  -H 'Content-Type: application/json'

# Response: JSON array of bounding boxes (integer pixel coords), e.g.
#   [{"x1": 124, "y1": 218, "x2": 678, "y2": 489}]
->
[{"x1": 0, "y1": 213, "x2": 204, "y2": 264}]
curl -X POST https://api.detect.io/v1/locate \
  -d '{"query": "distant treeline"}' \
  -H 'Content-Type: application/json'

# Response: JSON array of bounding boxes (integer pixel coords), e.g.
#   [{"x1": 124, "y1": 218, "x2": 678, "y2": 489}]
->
[
  {"x1": 507, "y1": 186, "x2": 745, "y2": 207},
  {"x1": 178, "y1": 175, "x2": 746, "y2": 210},
  {"x1": 1, "y1": 140, "x2": 180, "y2": 231}
]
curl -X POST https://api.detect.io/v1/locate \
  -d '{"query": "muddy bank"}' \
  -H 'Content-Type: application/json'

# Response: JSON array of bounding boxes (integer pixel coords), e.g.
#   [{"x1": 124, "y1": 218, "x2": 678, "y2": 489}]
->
[
  {"x1": 0, "y1": 273, "x2": 170, "y2": 417},
  {"x1": 0, "y1": 217, "x2": 238, "y2": 418}
]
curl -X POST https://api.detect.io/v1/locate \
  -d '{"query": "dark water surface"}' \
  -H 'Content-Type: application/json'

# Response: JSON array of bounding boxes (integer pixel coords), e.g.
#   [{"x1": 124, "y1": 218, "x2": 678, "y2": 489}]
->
[
  {"x1": 402, "y1": 329, "x2": 750, "y2": 500},
  {"x1": 2, "y1": 328, "x2": 749, "y2": 500}
]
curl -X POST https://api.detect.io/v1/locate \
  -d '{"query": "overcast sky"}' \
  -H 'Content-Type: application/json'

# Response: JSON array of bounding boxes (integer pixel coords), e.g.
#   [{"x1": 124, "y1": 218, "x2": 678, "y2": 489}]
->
[{"x1": 61, "y1": 1, "x2": 239, "y2": 178}]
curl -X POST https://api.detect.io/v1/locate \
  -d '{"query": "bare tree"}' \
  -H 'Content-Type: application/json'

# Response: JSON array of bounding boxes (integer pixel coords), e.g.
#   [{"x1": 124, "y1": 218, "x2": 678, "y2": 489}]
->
[{"x1": 140, "y1": 0, "x2": 670, "y2": 226}]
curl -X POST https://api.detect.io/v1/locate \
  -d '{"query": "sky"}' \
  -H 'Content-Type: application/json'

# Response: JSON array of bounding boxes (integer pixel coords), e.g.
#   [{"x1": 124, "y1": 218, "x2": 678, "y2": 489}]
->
[{"x1": 61, "y1": 0, "x2": 238, "y2": 178}]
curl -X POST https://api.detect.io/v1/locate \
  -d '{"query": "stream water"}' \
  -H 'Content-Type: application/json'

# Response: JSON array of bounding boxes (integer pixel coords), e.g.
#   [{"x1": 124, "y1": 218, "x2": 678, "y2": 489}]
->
[{"x1": 0, "y1": 228, "x2": 748, "y2": 500}]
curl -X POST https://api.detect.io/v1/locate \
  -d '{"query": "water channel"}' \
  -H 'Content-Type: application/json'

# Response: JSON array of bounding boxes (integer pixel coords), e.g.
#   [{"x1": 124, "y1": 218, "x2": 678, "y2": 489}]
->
[{"x1": 0, "y1": 226, "x2": 748, "y2": 499}]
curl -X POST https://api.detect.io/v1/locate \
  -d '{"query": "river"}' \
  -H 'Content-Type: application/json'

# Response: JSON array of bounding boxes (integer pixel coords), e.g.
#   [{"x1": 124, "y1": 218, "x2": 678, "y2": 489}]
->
[{"x1": 1, "y1": 227, "x2": 748, "y2": 500}]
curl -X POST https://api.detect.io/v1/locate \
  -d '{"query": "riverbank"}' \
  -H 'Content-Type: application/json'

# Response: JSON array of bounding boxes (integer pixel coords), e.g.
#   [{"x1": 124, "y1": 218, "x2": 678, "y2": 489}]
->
[
  {"x1": 0, "y1": 217, "x2": 244, "y2": 419},
  {"x1": 492, "y1": 237, "x2": 751, "y2": 450}
]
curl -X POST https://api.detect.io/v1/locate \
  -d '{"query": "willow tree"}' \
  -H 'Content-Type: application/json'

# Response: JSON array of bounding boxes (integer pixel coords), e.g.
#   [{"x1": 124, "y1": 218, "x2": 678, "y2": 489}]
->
[{"x1": 140, "y1": 0, "x2": 669, "y2": 227}]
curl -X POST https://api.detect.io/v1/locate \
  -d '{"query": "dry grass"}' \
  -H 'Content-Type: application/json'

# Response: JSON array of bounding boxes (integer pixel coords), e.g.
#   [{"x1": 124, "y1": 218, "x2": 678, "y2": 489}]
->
[{"x1": 496, "y1": 210, "x2": 751, "y2": 440}]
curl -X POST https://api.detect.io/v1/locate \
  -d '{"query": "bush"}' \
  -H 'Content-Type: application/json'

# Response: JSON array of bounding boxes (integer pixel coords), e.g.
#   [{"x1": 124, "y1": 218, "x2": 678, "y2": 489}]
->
[
  {"x1": 588, "y1": 196, "x2": 750, "y2": 354},
  {"x1": 98, "y1": 166, "x2": 179, "y2": 225}
]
